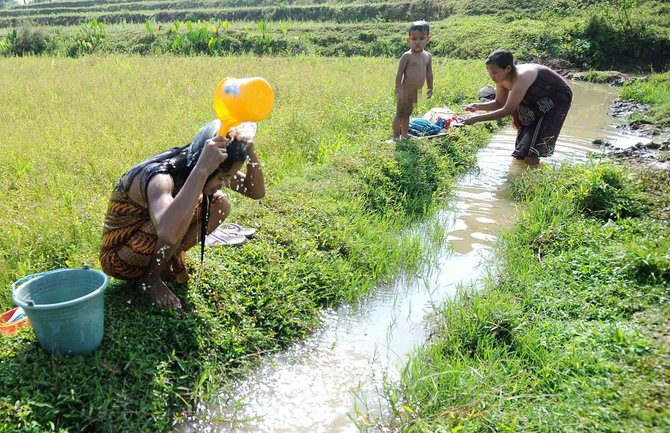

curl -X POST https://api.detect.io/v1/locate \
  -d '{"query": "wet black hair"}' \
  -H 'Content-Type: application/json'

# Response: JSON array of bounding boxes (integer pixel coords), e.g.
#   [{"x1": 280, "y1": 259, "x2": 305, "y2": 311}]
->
[
  {"x1": 485, "y1": 49, "x2": 516, "y2": 72},
  {"x1": 205, "y1": 138, "x2": 248, "y2": 183},
  {"x1": 119, "y1": 145, "x2": 190, "y2": 201},
  {"x1": 409, "y1": 20, "x2": 430, "y2": 35}
]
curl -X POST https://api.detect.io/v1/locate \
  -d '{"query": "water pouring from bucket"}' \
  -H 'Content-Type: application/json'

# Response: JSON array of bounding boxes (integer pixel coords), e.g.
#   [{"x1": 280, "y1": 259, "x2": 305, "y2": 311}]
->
[{"x1": 213, "y1": 77, "x2": 275, "y2": 138}]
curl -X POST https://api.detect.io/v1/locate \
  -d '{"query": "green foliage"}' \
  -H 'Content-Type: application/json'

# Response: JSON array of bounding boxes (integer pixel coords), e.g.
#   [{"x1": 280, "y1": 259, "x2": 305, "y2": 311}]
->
[
  {"x1": 0, "y1": 27, "x2": 15, "y2": 54},
  {"x1": 8, "y1": 26, "x2": 47, "y2": 56},
  {"x1": 558, "y1": 0, "x2": 670, "y2": 70},
  {"x1": 393, "y1": 161, "x2": 670, "y2": 432},
  {"x1": 1, "y1": 1, "x2": 668, "y2": 70},
  {"x1": 510, "y1": 162, "x2": 647, "y2": 222},
  {"x1": 581, "y1": 70, "x2": 613, "y2": 83},
  {"x1": 573, "y1": 164, "x2": 647, "y2": 220},
  {"x1": 144, "y1": 18, "x2": 155, "y2": 35},
  {"x1": 256, "y1": 20, "x2": 272, "y2": 54},
  {"x1": 358, "y1": 127, "x2": 486, "y2": 219},
  {"x1": 69, "y1": 18, "x2": 105, "y2": 56},
  {"x1": 621, "y1": 72, "x2": 670, "y2": 126},
  {"x1": 161, "y1": 18, "x2": 281, "y2": 55}
]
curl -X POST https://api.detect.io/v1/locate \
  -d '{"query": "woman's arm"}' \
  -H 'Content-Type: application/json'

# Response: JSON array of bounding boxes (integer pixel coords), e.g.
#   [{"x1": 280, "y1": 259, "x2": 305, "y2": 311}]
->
[
  {"x1": 147, "y1": 136, "x2": 230, "y2": 245},
  {"x1": 229, "y1": 141, "x2": 266, "y2": 199}
]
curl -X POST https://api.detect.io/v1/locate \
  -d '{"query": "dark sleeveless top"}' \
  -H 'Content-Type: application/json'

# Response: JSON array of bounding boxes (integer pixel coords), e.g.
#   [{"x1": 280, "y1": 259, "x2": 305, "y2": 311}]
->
[{"x1": 516, "y1": 66, "x2": 572, "y2": 127}]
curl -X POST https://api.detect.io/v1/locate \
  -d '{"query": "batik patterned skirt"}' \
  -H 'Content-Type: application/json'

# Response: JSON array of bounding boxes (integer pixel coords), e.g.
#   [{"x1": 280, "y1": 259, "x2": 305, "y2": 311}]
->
[{"x1": 99, "y1": 189, "x2": 196, "y2": 282}]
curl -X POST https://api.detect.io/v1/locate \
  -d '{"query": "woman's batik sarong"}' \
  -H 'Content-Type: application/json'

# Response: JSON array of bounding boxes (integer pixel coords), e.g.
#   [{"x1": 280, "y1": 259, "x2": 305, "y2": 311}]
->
[{"x1": 99, "y1": 189, "x2": 195, "y2": 282}]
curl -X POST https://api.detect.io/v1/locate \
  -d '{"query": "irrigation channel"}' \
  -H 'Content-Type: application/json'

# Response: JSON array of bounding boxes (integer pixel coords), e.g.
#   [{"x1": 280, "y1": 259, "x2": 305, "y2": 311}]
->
[{"x1": 181, "y1": 81, "x2": 657, "y2": 432}]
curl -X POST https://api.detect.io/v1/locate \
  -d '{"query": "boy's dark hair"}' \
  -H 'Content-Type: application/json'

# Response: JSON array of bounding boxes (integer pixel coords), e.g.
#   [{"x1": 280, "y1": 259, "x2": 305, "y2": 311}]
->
[
  {"x1": 409, "y1": 20, "x2": 430, "y2": 35},
  {"x1": 485, "y1": 49, "x2": 516, "y2": 71}
]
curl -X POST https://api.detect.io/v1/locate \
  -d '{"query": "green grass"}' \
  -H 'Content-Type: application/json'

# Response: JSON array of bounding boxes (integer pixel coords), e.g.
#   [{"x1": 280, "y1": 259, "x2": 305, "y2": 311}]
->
[
  {"x1": 0, "y1": 55, "x2": 494, "y2": 432},
  {"x1": 621, "y1": 72, "x2": 670, "y2": 126},
  {"x1": 388, "y1": 161, "x2": 670, "y2": 432},
  {"x1": 579, "y1": 70, "x2": 616, "y2": 83}
]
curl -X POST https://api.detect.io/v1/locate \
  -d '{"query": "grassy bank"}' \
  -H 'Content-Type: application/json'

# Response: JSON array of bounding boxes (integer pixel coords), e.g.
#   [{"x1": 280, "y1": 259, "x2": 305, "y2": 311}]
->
[
  {"x1": 621, "y1": 71, "x2": 670, "y2": 127},
  {"x1": 385, "y1": 70, "x2": 670, "y2": 432},
  {"x1": 389, "y1": 161, "x2": 670, "y2": 429},
  {"x1": 0, "y1": 56, "x2": 494, "y2": 432}
]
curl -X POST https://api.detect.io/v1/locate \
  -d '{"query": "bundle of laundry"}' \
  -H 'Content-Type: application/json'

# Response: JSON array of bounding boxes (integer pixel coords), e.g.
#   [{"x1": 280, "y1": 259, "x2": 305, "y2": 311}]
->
[
  {"x1": 478, "y1": 85, "x2": 496, "y2": 101},
  {"x1": 408, "y1": 113, "x2": 465, "y2": 137},
  {"x1": 408, "y1": 118, "x2": 443, "y2": 136}
]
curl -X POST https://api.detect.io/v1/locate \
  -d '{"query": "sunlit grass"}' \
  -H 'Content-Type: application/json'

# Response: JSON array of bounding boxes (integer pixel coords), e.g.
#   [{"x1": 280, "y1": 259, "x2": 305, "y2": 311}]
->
[
  {"x1": 0, "y1": 55, "x2": 484, "y2": 304},
  {"x1": 390, "y1": 160, "x2": 670, "y2": 432},
  {"x1": 621, "y1": 71, "x2": 670, "y2": 126}
]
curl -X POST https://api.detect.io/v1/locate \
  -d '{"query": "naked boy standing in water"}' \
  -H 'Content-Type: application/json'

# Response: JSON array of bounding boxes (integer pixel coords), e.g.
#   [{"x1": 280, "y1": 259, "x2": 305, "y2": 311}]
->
[{"x1": 393, "y1": 20, "x2": 434, "y2": 139}]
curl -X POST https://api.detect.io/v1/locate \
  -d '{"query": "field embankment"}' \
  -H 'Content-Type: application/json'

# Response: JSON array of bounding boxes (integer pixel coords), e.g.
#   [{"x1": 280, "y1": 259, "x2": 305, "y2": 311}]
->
[{"x1": 1, "y1": 0, "x2": 669, "y2": 70}]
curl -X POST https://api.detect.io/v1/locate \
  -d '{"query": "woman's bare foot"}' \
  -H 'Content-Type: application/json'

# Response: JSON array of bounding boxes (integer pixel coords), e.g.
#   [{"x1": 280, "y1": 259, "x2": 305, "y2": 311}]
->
[
  {"x1": 524, "y1": 155, "x2": 540, "y2": 166},
  {"x1": 138, "y1": 279, "x2": 182, "y2": 309},
  {"x1": 161, "y1": 267, "x2": 190, "y2": 284}
]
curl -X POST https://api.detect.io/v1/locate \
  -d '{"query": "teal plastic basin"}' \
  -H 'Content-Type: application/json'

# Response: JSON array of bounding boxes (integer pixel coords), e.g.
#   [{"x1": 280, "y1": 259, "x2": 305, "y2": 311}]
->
[{"x1": 12, "y1": 267, "x2": 108, "y2": 355}]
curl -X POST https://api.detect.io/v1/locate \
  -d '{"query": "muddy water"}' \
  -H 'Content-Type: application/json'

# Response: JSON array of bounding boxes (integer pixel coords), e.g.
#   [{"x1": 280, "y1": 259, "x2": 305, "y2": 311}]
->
[{"x1": 181, "y1": 82, "x2": 645, "y2": 433}]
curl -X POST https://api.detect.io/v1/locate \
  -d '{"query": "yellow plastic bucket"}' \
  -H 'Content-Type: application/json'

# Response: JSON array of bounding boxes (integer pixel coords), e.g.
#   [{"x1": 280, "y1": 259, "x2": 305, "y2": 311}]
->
[{"x1": 213, "y1": 77, "x2": 274, "y2": 137}]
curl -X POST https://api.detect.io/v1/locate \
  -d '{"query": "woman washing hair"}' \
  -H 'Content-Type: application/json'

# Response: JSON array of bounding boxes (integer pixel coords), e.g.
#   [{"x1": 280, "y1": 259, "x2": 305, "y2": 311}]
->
[
  {"x1": 463, "y1": 49, "x2": 573, "y2": 164},
  {"x1": 99, "y1": 120, "x2": 265, "y2": 309}
]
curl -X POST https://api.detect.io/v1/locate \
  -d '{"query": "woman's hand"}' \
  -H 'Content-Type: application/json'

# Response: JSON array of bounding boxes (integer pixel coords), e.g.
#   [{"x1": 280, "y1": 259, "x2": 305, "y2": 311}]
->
[
  {"x1": 196, "y1": 136, "x2": 230, "y2": 175},
  {"x1": 245, "y1": 140, "x2": 256, "y2": 156},
  {"x1": 463, "y1": 115, "x2": 477, "y2": 126},
  {"x1": 464, "y1": 103, "x2": 480, "y2": 112}
]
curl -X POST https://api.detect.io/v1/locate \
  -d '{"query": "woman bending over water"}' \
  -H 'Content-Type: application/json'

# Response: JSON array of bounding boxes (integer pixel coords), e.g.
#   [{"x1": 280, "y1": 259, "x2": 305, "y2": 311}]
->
[{"x1": 464, "y1": 49, "x2": 573, "y2": 164}]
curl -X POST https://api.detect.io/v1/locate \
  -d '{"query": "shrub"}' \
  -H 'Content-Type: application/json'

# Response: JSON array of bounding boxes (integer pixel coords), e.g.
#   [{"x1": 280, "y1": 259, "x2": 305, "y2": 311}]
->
[
  {"x1": 575, "y1": 164, "x2": 647, "y2": 220},
  {"x1": 11, "y1": 27, "x2": 47, "y2": 56},
  {"x1": 68, "y1": 19, "x2": 106, "y2": 57}
]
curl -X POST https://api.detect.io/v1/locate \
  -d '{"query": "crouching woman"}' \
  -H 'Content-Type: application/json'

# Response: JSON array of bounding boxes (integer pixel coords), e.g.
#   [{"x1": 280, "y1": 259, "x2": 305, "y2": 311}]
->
[{"x1": 99, "y1": 120, "x2": 265, "y2": 309}]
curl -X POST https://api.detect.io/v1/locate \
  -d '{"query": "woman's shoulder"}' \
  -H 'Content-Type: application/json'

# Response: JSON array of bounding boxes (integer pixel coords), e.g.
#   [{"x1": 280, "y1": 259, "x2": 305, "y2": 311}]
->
[
  {"x1": 514, "y1": 64, "x2": 541, "y2": 83},
  {"x1": 519, "y1": 63, "x2": 561, "y2": 75},
  {"x1": 126, "y1": 170, "x2": 173, "y2": 206},
  {"x1": 516, "y1": 63, "x2": 543, "y2": 75},
  {"x1": 145, "y1": 172, "x2": 174, "y2": 192}
]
